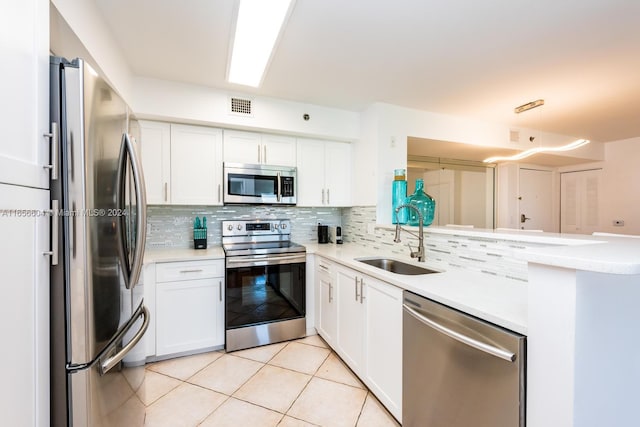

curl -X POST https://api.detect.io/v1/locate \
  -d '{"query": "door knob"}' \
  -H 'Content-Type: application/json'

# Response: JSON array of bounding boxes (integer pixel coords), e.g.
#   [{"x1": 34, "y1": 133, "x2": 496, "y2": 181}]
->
[{"x1": 520, "y1": 214, "x2": 531, "y2": 223}]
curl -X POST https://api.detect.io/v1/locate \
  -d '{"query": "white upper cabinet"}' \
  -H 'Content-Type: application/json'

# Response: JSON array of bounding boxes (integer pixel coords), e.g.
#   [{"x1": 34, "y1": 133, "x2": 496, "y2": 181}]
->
[
  {"x1": 297, "y1": 139, "x2": 352, "y2": 207},
  {"x1": 139, "y1": 121, "x2": 223, "y2": 205},
  {"x1": 223, "y1": 130, "x2": 296, "y2": 166},
  {"x1": 0, "y1": 0, "x2": 49, "y2": 189},
  {"x1": 139, "y1": 121, "x2": 171, "y2": 204},
  {"x1": 171, "y1": 124, "x2": 223, "y2": 205}
]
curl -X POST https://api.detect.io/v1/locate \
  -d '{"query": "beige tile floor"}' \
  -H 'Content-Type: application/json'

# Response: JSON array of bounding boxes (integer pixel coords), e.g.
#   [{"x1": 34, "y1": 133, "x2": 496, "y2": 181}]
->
[{"x1": 144, "y1": 335, "x2": 400, "y2": 427}]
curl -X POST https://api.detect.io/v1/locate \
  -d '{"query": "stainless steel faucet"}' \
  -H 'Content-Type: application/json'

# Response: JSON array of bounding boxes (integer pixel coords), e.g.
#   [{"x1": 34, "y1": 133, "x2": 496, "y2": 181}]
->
[{"x1": 394, "y1": 204, "x2": 425, "y2": 262}]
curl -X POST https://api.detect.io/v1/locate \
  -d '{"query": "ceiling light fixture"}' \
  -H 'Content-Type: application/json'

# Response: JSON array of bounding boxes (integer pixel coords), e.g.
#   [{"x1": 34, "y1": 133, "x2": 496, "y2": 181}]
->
[
  {"x1": 514, "y1": 99, "x2": 545, "y2": 114},
  {"x1": 227, "y1": 0, "x2": 295, "y2": 88},
  {"x1": 483, "y1": 139, "x2": 590, "y2": 163}
]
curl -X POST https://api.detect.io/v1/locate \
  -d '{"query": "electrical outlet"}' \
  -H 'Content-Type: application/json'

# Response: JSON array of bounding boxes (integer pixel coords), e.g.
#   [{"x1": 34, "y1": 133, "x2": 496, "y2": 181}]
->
[
  {"x1": 613, "y1": 220, "x2": 625, "y2": 226},
  {"x1": 390, "y1": 136, "x2": 396, "y2": 147}
]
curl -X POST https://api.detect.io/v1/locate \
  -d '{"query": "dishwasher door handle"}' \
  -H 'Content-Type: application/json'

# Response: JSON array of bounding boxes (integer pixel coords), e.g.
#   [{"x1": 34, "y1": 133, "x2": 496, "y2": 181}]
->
[{"x1": 403, "y1": 304, "x2": 516, "y2": 362}]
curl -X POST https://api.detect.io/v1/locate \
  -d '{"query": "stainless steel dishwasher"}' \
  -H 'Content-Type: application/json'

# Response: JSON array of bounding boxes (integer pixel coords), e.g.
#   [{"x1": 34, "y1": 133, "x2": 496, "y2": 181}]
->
[{"x1": 403, "y1": 291, "x2": 526, "y2": 427}]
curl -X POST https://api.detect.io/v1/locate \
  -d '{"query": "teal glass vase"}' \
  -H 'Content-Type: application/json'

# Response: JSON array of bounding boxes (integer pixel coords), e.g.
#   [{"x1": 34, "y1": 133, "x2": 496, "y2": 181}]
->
[
  {"x1": 406, "y1": 178, "x2": 435, "y2": 226},
  {"x1": 392, "y1": 169, "x2": 408, "y2": 224}
]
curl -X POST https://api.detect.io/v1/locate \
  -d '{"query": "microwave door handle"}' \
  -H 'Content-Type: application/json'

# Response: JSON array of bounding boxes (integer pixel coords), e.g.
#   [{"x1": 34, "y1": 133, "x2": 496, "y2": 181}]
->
[{"x1": 277, "y1": 172, "x2": 282, "y2": 202}]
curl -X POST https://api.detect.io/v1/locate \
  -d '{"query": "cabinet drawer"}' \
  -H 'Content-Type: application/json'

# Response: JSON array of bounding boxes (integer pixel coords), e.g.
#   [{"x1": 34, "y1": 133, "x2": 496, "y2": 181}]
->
[{"x1": 156, "y1": 259, "x2": 224, "y2": 282}]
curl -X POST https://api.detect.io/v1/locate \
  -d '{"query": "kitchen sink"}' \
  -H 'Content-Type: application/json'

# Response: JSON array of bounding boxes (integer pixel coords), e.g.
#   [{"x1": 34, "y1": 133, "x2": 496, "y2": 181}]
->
[{"x1": 355, "y1": 257, "x2": 440, "y2": 275}]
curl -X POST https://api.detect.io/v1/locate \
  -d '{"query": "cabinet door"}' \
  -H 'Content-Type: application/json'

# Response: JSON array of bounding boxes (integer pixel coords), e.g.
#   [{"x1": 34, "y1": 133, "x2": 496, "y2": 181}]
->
[
  {"x1": 0, "y1": 184, "x2": 49, "y2": 425},
  {"x1": 296, "y1": 139, "x2": 326, "y2": 206},
  {"x1": 365, "y1": 278, "x2": 403, "y2": 421},
  {"x1": 0, "y1": 0, "x2": 49, "y2": 189},
  {"x1": 317, "y1": 266, "x2": 337, "y2": 346},
  {"x1": 156, "y1": 278, "x2": 224, "y2": 356},
  {"x1": 324, "y1": 142, "x2": 352, "y2": 206},
  {"x1": 336, "y1": 267, "x2": 365, "y2": 375},
  {"x1": 170, "y1": 124, "x2": 223, "y2": 205},
  {"x1": 223, "y1": 129, "x2": 261, "y2": 164},
  {"x1": 139, "y1": 121, "x2": 171, "y2": 204},
  {"x1": 262, "y1": 133, "x2": 297, "y2": 166}
]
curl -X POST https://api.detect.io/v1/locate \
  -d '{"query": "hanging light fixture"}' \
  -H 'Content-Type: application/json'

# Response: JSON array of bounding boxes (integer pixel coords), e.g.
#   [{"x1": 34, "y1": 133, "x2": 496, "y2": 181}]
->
[
  {"x1": 483, "y1": 99, "x2": 589, "y2": 163},
  {"x1": 483, "y1": 138, "x2": 590, "y2": 163}
]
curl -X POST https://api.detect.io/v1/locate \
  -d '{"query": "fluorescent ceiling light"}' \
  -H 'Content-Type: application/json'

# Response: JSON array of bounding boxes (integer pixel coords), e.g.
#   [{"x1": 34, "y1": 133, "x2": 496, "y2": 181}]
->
[
  {"x1": 483, "y1": 139, "x2": 590, "y2": 163},
  {"x1": 227, "y1": 0, "x2": 294, "y2": 87}
]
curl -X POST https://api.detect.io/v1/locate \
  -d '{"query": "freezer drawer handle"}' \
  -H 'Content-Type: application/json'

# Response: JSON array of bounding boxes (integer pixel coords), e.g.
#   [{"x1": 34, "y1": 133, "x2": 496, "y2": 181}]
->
[
  {"x1": 403, "y1": 304, "x2": 516, "y2": 362},
  {"x1": 99, "y1": 305, "x2": 150, "y2": 375}
]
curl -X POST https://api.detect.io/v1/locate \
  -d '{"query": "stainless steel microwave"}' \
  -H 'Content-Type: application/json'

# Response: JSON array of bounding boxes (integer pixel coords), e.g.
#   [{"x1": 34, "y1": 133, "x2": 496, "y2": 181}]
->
[{"x1": 223, "y1": 163, "x2": 297, "y2": 205}]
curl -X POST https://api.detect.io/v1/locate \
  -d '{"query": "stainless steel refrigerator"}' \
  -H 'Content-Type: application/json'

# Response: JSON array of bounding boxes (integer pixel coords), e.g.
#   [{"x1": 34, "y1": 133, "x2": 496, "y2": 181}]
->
[{"x1": 49, "y1": 57, "x2": 149, "y2": 426}]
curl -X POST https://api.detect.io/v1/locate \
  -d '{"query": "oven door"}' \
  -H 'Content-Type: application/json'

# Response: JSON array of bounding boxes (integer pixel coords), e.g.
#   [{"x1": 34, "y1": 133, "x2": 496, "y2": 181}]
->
[
  {"x1": 225, "y1": 253, "x2": 306, "y2": 350},
  {"x1": 223, "y1": 163, "x2": 296, "y2": 205}
]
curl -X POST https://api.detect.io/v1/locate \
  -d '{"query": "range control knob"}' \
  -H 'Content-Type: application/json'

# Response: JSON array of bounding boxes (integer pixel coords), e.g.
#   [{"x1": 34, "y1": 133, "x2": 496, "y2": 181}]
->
[
  {"x1": 274, "y1": 223, "x2": 280, "y2": 229},
  {"x1": 227, "y1": 224, "x2": 233, "y2": 231},
  {"x1": 237, "y1": 224, "x2": 243, "y2": 231},
  {"x1": 281, "y1": 223, "x2": 287, "y2": 230}
]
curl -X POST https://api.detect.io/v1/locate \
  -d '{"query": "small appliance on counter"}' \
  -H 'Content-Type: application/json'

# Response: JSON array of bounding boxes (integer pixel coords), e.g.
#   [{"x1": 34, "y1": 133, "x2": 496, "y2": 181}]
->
[
  {"x1": 328, "y1": 225, "x2": 343, "y2": 244},
  {"x1": 317, "y1": 223, "x2": 329, "y2": 244}
]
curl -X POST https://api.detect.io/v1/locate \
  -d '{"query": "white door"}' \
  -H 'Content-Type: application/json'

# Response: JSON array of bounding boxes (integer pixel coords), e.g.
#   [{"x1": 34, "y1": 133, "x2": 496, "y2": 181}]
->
[
  {"x1": 0, "y1": 184, "x2": 49, "y2": 425},
  {"x1": 519, "y1": 168, "x2": 553, "y2": 231},
  {"x1": 561, "y1": 169, "x2": 602, "y2": 234}
]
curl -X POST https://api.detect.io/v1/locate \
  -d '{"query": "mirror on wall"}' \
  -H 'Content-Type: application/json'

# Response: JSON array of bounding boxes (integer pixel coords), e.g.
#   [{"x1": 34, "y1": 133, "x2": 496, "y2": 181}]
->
[
  {"x1": 407, "y1": 137, "x2": 506, "y2": 229},
  {"x1": 407, "y1": 155, "x2": 495, "y2": 229}
]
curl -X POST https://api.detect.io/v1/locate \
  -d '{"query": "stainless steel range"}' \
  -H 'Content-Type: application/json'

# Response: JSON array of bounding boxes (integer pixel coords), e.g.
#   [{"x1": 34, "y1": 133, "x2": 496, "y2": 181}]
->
[{"x1": 222, "y1": 219, "x2": 306, "y2": 351}]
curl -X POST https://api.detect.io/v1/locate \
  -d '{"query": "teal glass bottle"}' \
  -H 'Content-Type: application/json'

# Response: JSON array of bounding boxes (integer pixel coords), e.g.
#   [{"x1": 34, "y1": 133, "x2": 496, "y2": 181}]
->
[
  {"x1": 392, "y1": 169, "x2": 408, "y2": 224},
  {"x1": 406, "y1": 178, "x2": 435, "y2": 226}
]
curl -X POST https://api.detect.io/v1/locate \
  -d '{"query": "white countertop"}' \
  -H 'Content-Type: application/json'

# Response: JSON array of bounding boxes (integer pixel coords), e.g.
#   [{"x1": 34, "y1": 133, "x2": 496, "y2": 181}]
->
[
  {"x1": 144, "y1": 246, "x2": 225, "y2": 263},
  {"x1": 384, "y1": 225, "x2": 640, "y2": 275},
  {"x1": 305, "y1": 243, "x2": 528, "y2": 334}
]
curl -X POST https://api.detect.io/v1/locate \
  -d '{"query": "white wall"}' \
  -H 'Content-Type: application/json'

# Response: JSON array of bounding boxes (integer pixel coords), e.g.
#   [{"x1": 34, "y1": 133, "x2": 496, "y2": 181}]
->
[
  {"x1": 51, "y1": 0, "x2": 134, "y2": 103},
  {"x1": 131, "y1": 78, "x2": 360, "y2": 142},
  {"x1": 361, "y1": 103, "x2": 604, "y2": 224},
  {"x1": 598, "y1": 137, "x2": 640, "y2": 234}
]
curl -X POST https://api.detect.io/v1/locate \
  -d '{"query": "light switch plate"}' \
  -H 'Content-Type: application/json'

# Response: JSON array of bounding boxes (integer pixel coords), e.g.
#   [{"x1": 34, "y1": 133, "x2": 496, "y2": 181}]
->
[{"x1": 613, "y1": 220, "x2": 625, "y2": 226}]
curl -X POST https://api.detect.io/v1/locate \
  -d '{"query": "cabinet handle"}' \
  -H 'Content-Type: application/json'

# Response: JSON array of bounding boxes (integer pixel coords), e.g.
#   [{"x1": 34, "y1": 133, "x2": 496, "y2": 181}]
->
[
  {"x1": 257, "y1": 144, "x2": 261, "y2": 163},
  {"x1": 219, "y1": 281, "x2": 222, "y2": 302},
  {"x1": 263, "y1": 145, "x2": 267, "y2": 164},
  {"x1": 322, "y1": 189, "x2": 325, "y2": 204},
  {"x1": 329, "y1": 283, "x2": 333, "y2": 303},
  {"x1": 43, "y1": 122, "x2": 59, "y2": 180},
  {"x1": 164, "y1": 182, "x2": 168, "y2": 202},
  {"x1": 43, "y1": 199, "x2": 59, "y2": 265},
  {"x1": 318, "y1": 264, "x2": 329, "y2": 271},
  {"x1": 354, "y1": 277, "x2": 360, "y2": 301},
  {"x1": 359, "y1": 278, "x2": 365, "y2": 304},
  {"x1": 327, "y1": 189, "x2": 330, "y2": 205},
  {"x1": 218, "y1": 184, "x2": 221, "y2": 203},
  {"x1": 179, "y1": 269, "x2": 203, "y2": 274}
]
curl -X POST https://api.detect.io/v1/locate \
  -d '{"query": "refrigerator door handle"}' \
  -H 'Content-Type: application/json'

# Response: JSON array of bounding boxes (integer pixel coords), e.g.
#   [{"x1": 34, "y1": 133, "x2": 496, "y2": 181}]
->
[
  {"x1": 99, "y1": 304, "x2": 150, "y2": 375},
  {"x1": 117, "y1": 133, "x2": 147, "y2": 289}
]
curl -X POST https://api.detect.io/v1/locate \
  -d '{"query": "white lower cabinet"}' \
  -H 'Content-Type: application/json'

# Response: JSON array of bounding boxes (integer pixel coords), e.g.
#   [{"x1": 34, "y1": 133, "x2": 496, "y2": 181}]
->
[
  {"x1": 151, "y1": 260, "x2": 225, "y2": 357},
  {"x1": 363, "y1": 278, "x2": 403, "y2": 421},
  {"x1": 315, "y1": 256, "x2": 403, "y2": 422},
  {"x1": 336, "y1": 266, "x2": 365, "y2": 375},
  {"x1": 316, "y1": 258, "x2": 337, "y2": 346}
]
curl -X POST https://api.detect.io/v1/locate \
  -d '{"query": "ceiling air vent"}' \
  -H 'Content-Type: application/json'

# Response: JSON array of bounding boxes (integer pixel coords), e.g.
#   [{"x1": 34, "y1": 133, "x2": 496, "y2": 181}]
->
[
  {"x1": 229, "y1": 97, "x2": 253, "y2": 117},
  {"x1": 509, "y1": 130, "x2": 520, "y2": 143}
]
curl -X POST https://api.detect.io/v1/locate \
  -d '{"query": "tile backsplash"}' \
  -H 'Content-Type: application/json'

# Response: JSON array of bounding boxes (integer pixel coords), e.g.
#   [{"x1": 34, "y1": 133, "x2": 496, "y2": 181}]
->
[
  {"x1": 146, "y1": 205, "x2": 342, "y2": 248},
  {"x1": 148, "y1": 204, "x2": 537, "y2": 282}
]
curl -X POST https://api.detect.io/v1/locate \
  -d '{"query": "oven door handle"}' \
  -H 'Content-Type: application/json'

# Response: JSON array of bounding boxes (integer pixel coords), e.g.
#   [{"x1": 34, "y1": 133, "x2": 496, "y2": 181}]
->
[{"x1": 226, "y1": 254, "x2": 306, "y2": 266}]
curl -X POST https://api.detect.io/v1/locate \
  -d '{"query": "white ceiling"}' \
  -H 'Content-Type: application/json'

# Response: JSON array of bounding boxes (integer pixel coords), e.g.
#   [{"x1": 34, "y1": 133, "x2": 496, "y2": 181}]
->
[{"x1": 95, "y1": 0, "x2": 640, "y2": 143}]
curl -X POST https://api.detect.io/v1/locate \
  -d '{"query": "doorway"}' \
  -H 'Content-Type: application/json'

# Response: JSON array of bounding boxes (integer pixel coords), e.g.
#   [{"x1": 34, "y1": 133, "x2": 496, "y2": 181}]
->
[{"x1": 518, "y1": 168, "x2": 554, "y2": 231}]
